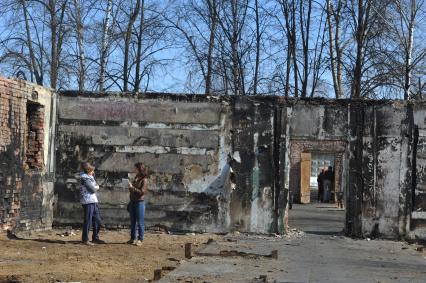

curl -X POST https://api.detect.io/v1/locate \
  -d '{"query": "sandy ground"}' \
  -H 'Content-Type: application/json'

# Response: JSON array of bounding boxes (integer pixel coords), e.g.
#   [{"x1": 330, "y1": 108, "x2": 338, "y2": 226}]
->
[{"x1": 0, "y1": 229, "x2": 218, "y2": 283}]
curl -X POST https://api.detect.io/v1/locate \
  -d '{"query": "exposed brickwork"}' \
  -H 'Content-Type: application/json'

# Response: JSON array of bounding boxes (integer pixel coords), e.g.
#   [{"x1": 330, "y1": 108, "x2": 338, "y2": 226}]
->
[
  {"x1": 0, "y1": 80, "x2": 26, "y2": 230},
  {"x1": 0, "y1": 78, "x2": 50, "y2": 231},
  {"x1": 289, "y1": 139, "x2": 346, "y2": 203},
  {"x1": 25, "y1": 103, "x2": 45, "y2": 170}
]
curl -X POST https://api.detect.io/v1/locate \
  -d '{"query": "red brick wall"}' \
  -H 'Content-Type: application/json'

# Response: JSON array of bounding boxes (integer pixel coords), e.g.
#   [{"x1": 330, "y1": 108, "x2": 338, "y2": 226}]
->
[
  {"x1": 25, "y1": 103, "x2": 45, "y2": 170},
  {"x1": 0, "y1": 78, "x2": 47, "y2": 231}
]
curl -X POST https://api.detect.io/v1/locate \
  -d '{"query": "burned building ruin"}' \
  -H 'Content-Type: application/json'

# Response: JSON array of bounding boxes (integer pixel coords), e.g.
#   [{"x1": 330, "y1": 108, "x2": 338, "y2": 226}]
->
[{"x1": 0, "y1": 77, "x2": 425, "y2": 240}]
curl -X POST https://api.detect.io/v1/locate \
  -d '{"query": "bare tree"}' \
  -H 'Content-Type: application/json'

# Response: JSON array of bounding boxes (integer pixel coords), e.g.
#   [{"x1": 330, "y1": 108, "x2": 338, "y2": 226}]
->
[
  {"x1": 253, "y1": 0, "x2": 261, "y2": 95},
  {"x1": 45, "y1": 0, "x2": 69, "y2": 90},
  {"x1": 326, "y1": 0, "x2": 344, "y2": 98},
  {"x1": 20, "y1": 0, "x2": 43, "y2": 85},
  {"x1": 206, "y1": 0, "x2": 218, "y2": 95},
  {"x1": 215, "y1": 0, "x2": 250, "y2": 95},
  {"x1": 387, "y1": 0, "x2": 426, "y2": 99},
  {"x1": 99, "y1": 0, "x2": 113, "y2": 91},
  {"x1": 0, "y1": 0, "x2": 69, "y2": 89},
  {"x1": 299, "y1": 0, "x2": 313, "y2": 98},
  {"x1": 0, "y1": 0, "x2": 423, "y2": 97},
  {"x1": 165, "y1": 0, "x2": 222, "y2": 94},
  {"x1": 134, "y1": 0, "x2": 146, "y2": 92},
  {"x1": 71, "y1": 0, "x2": 85, "y2": 91},
  {"x1": 123, "y1": 0, "x2": 141, "y2": 92},
  {"x1": 346, "y1": 0, "x2": 390, "y2": 99}
]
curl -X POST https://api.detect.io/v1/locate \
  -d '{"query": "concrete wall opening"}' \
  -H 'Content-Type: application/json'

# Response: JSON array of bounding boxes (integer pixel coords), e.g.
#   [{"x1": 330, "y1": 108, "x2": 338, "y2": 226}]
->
[{"x1": 289, "y1": 143, "x2": 347, "y2": 235}]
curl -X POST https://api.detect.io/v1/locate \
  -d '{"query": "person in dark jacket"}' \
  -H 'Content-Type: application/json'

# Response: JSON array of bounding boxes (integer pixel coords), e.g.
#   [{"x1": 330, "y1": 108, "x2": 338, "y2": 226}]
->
[
  {"x1": 317, "y1": 169, "x2": 325, "y2": 202},
  {"x1": 79, "y1": 162, "x2": 105, "y2": 245},
  {"x1": 323, "y1": 166, "x2": 335, "y2": 202},
  {"x1": 127, "y1": 162, "x2": 148, "y2": 246}
]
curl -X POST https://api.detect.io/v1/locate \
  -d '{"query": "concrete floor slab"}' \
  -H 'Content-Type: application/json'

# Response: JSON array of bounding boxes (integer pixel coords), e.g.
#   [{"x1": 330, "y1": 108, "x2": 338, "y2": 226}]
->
[{"x1": 160, "y1": 203, "x2": 426, "y2": 283}]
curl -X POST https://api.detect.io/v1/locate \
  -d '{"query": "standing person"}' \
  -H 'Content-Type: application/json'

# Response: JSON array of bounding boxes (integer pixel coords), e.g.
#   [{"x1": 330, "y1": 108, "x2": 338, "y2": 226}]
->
[
  {"x1": 79, "y1": 162, "x2": 105, "y2": 245},
  {"x1": 317, "y1": 169, "x2": 325, "y2": 202},
  {"x1": 127, "y1": 162, "x2": 148, "y2": 246},
  {"x1": 323, "y1": 166, "x2": 335, "y2": 202}
]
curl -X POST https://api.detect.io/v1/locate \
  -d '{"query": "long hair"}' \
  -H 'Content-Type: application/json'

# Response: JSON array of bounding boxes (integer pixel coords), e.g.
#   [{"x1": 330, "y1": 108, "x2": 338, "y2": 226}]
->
[{"x1": 135, "y1": 162, "x2": 148, "y2": 178}]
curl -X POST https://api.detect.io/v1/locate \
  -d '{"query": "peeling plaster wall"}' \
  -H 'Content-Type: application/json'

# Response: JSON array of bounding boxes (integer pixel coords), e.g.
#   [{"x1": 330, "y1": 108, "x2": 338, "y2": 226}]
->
[
  {"x1": 54, "y1": 93, "x2": 233, "y2": 233},
  {"x1": 0, "y1": 76, "x2": 424, "y2": 238},
  {"x1": 411, "y1": 102, "x2": 426, "y2": 239},
  {"x1": 0, "y1": 78, "x2": 55, "y2": 232},
  {"x1": 50, "y1": 91, "x2": 426, "y2": 238},
  {"x1": 347, "y1": 101, "x2": 414, "y2": 239},
  {"x1": 362, "y1": 104, "x2": 409, "y2": 237},
  {"x1": 230, "y1": 98, "x2": 276, "y2": 233},
  {"x1": 54, "y1": 94, "x2": 288, "y2": 234}
]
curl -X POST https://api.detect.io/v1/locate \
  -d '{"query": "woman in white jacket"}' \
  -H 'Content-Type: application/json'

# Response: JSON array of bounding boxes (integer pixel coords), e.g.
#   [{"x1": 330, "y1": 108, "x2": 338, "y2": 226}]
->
[{"x1": 80, "y1": 162, "x2": 105, "y2": 245}]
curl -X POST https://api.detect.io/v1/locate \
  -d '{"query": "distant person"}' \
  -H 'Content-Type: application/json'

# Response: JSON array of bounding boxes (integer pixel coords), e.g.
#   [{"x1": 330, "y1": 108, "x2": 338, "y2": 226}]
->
[
  {"x1": 317, "y1": 169, "x2": 325, "y2": 202},
  {"x1": 127, "y1": 162, "x2": 149, "y2": 246},
  {"x1": 79, "y1": 162, "x2": 105, "y2": 245},
  {"x1": 323, "y1": 166, "x2": 335, "y2": 202}
]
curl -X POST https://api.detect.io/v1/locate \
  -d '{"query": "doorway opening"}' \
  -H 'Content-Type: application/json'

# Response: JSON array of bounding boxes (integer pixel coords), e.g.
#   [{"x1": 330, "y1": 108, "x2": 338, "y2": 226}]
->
[
  {"x1": 301, "y1": 152, "x2": 336, "y2": 204},
  {"x1": 289, "y1": 141, "x2": 347, "y2": 235}
]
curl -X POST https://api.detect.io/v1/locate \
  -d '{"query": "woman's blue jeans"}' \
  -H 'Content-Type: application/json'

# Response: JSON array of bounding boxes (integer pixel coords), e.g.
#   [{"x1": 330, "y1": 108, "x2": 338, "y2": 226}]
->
[{"x1": 129, "y1": 201, "x2": 145, "y2": 240}]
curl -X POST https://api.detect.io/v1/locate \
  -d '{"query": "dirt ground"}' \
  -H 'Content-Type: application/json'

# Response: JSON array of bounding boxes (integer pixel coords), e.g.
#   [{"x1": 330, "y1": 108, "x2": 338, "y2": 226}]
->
[{"x1": 0, "y1": 228, "x2": 218, "y2": 283}]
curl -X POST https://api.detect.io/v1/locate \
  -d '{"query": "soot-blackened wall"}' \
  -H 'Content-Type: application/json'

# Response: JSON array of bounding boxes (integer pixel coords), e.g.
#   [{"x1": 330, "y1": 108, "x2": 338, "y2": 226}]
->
[
  {"x1": 31, "y1": 88, "x2": 424, "y2": 239},
  {"x1": 54, "y1": 93, "x2": 234, "y2": 233}
]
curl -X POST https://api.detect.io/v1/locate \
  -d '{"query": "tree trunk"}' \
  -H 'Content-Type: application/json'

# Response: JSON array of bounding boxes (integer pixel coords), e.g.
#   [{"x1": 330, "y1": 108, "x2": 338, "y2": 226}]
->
[
  {"x1": 123, "y1": 0, "x2": 141, "y2": 92},
  {"x1": 326, "y1": 0, "x2": 339, "y2": 98},
  {"x1": 99, "y1": 0, "x2": 112, "y2": 91},
  {"x1": 404, "y1": 0, "x2": 416, "y2": 100},
  {"x1": 205, "y1": 0, "x2": 217, "y2": 95},
  {"x1": 20, "y1": 0, "x2": 43, "y2": 85},
  {"x1": 231, "y1": 0, "x2": 240, "y2": 95},
  {"x1": 335, "y1": 10, "x2": 343, "y2": 98},
  {"x1": 134, "y1": 0, "x2": 145, "y2": 92},
  {"x1": 326, "y1": 0, "x2": 343, "y2": 98},
  {"x1": 351, "y1": 0, "x2": 370, "y2": 99},
  {"x1": 49, "y1": 0, "x2": 58, "y2": 89},
  {"x1": 73, "y1": 0, "x2": 85, "y2": 91},
  {"x1": 284, "y1": 42, "x2": 291, "y2": 97},
  {"x1": 253, "y1": 0, "x2": 260, "y2": 96},
  {"x1": 291, "y1": 1, "x2": 298, "y2": 97},
  {"x1": 48, "y1": 0, "x2": 67, "y2": 90},
  {"x1": 300, "y1": 0, "x2": 312, "y2": 98}
]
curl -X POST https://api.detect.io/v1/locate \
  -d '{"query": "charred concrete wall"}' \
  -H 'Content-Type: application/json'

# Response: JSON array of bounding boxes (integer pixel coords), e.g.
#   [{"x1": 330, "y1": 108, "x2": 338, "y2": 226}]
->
[
  {"x1": 0, "y1": 75, "x2": 424, "y2": 238},
  {"x1": 53, "y1": 93, "x2": 426, "y2": 238},
  {"x1": 230, "y1": 98, "x2": 276, "y2": 233},
  {"x1": 411, "y1": 102, "x2": 426, "y2": 239},
  {"x1": 0, "y1": 78, "x2": 56, "y2": 232},
  {"x1": 346, "y1": 102, "x2": 415, "y2": 239},
  {"x1": 54, "y1": 93, "x2": 233, "y2": 233},
  {"x1": 229, "y1": 98, "x2": 289, "y2": 234},
  {"x1": 284, "y1": 100, "x2": 424, "y2": 240},
  {"x1": 54, "y1": 94, "x2": 290, "y2": 234}
]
